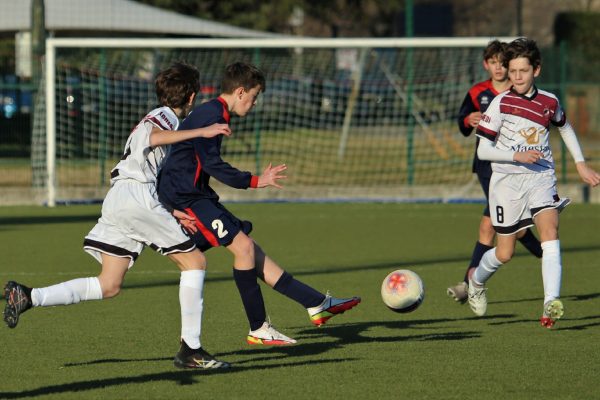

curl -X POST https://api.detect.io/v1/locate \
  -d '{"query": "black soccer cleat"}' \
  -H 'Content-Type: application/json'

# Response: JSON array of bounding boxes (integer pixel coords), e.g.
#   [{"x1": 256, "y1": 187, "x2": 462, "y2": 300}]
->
[
  {"x1": 173, "y1": 340, "x2": 231, "y2": 370},
  {"x1": 3, "y1": 281, "x2": 33, "y2": 329}
]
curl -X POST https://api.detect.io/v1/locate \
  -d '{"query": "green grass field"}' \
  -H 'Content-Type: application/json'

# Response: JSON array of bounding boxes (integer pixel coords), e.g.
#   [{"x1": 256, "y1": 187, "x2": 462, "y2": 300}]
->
[{"x1": 0, "y1": 203, "x2": 599, "y2": 400}]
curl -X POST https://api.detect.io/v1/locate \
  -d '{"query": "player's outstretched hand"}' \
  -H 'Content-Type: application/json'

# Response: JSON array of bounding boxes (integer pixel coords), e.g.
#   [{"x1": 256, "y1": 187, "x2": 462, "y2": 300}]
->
[
  {"x1": 576, "y1": 162, "x2": 600, "y2": 187},
  {"x1": 257, "y1": 163, "x2": 287, "y2": 189},
  {"x1": 172, "y1": 209, "x2": 198, "y2": 234},
  {"x1": 198, "y1": 123, "x2": 231, "y2": 138},
  {"x1": 514, "y1": 150, "x2": 543, "y2": 164}
]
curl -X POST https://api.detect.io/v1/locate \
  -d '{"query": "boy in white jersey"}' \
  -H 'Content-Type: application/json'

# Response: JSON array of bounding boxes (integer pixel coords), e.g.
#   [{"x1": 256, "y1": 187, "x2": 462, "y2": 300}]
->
[
  {"x1": 3, "y1": 62, "x2": 232, "y2": 368},
  {"x1": 466, "y1": 38, "x2": 600, "y2": 328}
]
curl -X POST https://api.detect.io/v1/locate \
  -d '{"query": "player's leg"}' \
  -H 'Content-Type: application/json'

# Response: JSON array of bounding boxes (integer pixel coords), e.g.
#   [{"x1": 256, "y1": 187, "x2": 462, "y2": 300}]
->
[
  {"x1": 447, "y1": 216, "x2": 494, "y2": 303},
  {"x1": 136, "y1": 194, "x2": 229, "y2": 367},
  {"x1": 184, "y1": 200, "x2": 295, "y2": 346},
  {"x1": 226, "y1": 231, "x2": 295, "y2": 345},
  {"x1": 468, "y1": 172, "x2": 522, "y2": 316},
  {"x1": 167, "y1": 249, "x2": 229, "y2": 368},
  {"x1": 168, "y1": 249, "x2": 207, "y2": 350},
  {"x1": 253, "y1": 243, "x2": 361, "y2": 326},
  {"x1": 447, "y1": 171, "x2": 495, "y2": 303},
  {"x1": 533, "y1": 201, "x2": 563, "y2": 328},
  {"x1": 516, "y1": 228, "x2": 543, "y2": 258},
  {"x1": 467, "y1": 213, "x2": 496, "y2": 280},
  {"x1": 3, "y1": 254, "x2": 127, "y2": 329},
  {"x1": 226, "y1": 231, "x2": 266, "y2": 330}
]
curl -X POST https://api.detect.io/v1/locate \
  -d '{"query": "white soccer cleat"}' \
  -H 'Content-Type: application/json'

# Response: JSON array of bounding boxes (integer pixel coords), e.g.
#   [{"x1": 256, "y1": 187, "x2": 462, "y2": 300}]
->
[
  {"x1": 467, "y1": 279, "x2": 487, "y2": 316},
  {"x1": 247, "y1": 321, "x2": 297, "y2": 346},
  {"x1": 540, "y1": 299, "x2": 564, "y2": 329}
]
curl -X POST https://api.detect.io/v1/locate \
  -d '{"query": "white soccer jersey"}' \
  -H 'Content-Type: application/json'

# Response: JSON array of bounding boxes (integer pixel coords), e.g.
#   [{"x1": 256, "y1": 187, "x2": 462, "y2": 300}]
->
[
  {"x1": 476, "y1": 87, "x2": 566, "y2": 175},
  {"x1": 110, "y1": 106, "x2": 179, "y2": 184}
]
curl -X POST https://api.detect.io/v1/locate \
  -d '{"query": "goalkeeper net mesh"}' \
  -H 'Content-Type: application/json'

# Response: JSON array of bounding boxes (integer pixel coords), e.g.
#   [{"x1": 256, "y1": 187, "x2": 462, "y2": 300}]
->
[{"x1": 33, "y1": 38, "x2": 497, "y2": 204}]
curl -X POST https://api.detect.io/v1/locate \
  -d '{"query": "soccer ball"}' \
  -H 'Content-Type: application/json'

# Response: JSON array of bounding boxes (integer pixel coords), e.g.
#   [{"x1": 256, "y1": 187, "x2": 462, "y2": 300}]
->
[{"x1": 381, "y1": 269, "x2": 424, "y2": 313}]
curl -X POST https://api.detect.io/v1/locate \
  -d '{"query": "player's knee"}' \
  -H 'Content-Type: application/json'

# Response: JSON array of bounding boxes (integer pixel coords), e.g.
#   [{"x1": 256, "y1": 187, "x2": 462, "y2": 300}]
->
[
  {"x1": 232, "y1": 234, "x2": 255, "y2": 259},
  {"x1": 495, "y1": 248, "x2": 514, "y2": 264},
  {"x1": 170, "y1": 250, "x2": 207, "y2": 271},
  {"x1": 536, "y1": 227, "x2": 558, "y2": 242},
  {"x1": 101, "y1": 281, "x2": 122, "y2": 298}
]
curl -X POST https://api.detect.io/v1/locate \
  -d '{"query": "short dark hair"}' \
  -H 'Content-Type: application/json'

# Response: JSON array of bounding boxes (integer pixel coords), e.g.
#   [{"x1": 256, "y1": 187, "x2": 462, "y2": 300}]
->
[
  {"x1": 155, "y1": 62, "x2": 200, "y2": 109},
  {"x1": 483, "y1": 40, "x2": 506, "y2": 61},
  {"x1": 503, "y1": 37, "x2": 541, "y2": 69},
  {"x1": 221, "y1": 62, "x2": 266, "y2": 94}
]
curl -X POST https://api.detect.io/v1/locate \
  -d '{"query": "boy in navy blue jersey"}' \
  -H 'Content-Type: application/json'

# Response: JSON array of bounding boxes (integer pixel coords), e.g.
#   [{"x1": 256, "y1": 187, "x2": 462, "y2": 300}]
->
[
  {"x1": 446, "y1": 40, "x2": 543, "y2": 303},
  {"x1": 158, "y1": 62, "x2": 360, "y2": 345}
]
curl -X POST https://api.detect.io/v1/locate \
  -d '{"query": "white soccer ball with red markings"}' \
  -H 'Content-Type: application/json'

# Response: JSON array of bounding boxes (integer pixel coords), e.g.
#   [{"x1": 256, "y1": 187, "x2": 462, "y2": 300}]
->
[{"x1": 381, "y1": 269, "x2": 424, "y2": 313}]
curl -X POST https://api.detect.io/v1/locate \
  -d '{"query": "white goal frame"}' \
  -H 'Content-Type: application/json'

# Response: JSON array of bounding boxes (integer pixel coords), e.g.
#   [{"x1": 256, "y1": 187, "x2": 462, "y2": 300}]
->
[{"x1": 44, "y1": 36, "x2": 514, "y2": 206}]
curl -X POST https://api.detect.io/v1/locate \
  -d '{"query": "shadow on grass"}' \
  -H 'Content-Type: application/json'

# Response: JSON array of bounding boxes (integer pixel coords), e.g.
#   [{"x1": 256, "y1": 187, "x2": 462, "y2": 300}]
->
[
  {"x1": 487, "y1": 314, "x2": 600, "y2": 331},
  {"x1": 0, "y1": 358, "x2": 350, "y2": 399},
  {"x1": 489, "y1": 292, "x2": 600, "y2": 305},
  {"x1": 216, "y1": 316, "x2": 517, "y2": 360}
]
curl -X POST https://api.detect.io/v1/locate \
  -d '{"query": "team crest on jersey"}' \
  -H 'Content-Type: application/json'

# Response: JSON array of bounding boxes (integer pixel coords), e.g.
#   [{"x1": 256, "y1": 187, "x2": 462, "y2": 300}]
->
[{"x1": 519, "y1": 127, "x2": 545, "y2": 144}]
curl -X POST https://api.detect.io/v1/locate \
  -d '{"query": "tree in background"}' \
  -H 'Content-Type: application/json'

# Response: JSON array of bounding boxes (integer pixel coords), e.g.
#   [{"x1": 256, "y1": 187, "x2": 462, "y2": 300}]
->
[{"x1": 137, "y1": 0, "x2": 404, "y2": 37}]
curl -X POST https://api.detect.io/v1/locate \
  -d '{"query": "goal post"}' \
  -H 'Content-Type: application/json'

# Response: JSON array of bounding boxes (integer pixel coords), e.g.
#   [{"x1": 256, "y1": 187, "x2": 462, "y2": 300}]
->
[{"x1": 40, "y1": 36, "x2": 514, "y2": 206}]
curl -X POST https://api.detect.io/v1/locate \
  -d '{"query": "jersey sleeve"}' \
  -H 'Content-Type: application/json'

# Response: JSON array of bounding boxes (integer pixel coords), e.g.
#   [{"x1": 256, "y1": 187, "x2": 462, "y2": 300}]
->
[
  {"x1": 193, "y1": 137, "x2": 256, "y2": 189},
  {"x1": 475, "y1": 95, "x2": 503, "y2": 142},
  {"x1": 457, "y1": 92, "x2": 477, "y2": 137},
  {"x1": 551, "y1": 98, "x2": 567, "y2": 127}
]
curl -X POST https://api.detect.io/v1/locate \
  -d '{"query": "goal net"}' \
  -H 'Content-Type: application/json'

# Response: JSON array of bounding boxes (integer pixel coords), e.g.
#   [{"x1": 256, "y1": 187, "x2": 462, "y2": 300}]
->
[{"x1": 35, "y1": 37, "x2": 510, "y2": 206}]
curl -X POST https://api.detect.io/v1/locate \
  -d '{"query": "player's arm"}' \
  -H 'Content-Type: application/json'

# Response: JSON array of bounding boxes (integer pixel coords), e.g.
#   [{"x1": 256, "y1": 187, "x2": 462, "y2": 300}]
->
[
  {"x1": 149, "y1": 123, "x2": 231, "y2": 147},
  {"x1": 457, "y1": 92, "x2": 480, "y2": 136},
  {"x1": 195, "y1": 137, "x2": 259, "y2": 189},
  {"x1": 555, "y1": 119, "x2": 600, "y2": 186},
  {"x1": 477, "y1": 136, "x2": 543, "y2": 164}
]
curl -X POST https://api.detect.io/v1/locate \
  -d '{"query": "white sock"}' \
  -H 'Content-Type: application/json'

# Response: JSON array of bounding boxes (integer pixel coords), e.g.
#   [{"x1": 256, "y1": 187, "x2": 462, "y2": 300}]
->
[
  {"x1": 179, "y1": 269, "x2": 205, "y2": 350},
  {"x1": 473, "y1": 248, "x2": 503, "y2": 286},
  {"x1": 31, "y1": 277, "x2": 103, "y2": 307},
  {"x1": 541, "y1": 240, "x2": 561, "y2": 304}
]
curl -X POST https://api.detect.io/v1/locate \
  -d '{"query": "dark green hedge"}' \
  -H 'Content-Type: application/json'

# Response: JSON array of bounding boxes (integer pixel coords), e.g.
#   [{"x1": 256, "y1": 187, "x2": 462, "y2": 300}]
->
[{"x1": 554, "y1": 12, "x2": 600, "y2": 81}]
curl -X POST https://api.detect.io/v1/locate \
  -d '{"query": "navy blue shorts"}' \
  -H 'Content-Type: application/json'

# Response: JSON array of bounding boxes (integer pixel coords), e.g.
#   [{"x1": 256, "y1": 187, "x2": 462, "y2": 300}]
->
[{"x1": 183, "y1": 199, "x2": 252, "y2": 252}]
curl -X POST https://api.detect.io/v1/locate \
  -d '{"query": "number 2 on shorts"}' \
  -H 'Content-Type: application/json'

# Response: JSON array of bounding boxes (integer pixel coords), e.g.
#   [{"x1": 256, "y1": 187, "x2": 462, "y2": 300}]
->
[{"x1": 212, "y1": 219, "x2": 229, "y2": 238}]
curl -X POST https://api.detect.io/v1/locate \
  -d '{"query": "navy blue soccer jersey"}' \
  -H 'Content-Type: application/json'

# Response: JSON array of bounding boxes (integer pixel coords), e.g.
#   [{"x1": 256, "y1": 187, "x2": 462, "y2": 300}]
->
[
  {"x1": 458, "y1": 79, "x2": 502, "y2": 176},
  {"x1": 158, "y1": 97, "x2": 258, "y2": 209}
]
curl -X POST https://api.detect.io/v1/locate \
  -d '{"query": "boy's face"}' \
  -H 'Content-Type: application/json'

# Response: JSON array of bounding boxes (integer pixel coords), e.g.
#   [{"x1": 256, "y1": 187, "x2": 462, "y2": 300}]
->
[
  {"x1": 508, "y1": 57, "x2": 540, "y2": 95},
  {"x1": 232, "y1": 85, "x2": 261, "y2": 117},
  {"x1": 483, "y1": 55, "x2": 507, "y2": 83}
]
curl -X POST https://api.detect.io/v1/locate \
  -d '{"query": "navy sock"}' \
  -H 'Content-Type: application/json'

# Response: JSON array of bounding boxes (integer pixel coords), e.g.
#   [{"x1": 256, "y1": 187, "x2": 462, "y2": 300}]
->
[
  {"x1": 233, "y1": 268, "x2": 266, "y2": 331},
  {"x1": 518, "y1": 228, "x2": 543, "y2": 258},
  {"x1": 273, "y1": 272, "x2": 325, "y2": 308},
  {"x1": 464, "y1": 241, "x2": 494, "y2": 283}
]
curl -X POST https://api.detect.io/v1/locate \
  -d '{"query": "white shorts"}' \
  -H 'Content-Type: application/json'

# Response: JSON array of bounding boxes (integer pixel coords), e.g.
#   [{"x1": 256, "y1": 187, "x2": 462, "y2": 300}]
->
[
  {"x1": 84, "y1": 180, "x2": 195, "y2": 267},
  {"x1": 489, "y1": 170, "x2": 568, "y2": 235}
]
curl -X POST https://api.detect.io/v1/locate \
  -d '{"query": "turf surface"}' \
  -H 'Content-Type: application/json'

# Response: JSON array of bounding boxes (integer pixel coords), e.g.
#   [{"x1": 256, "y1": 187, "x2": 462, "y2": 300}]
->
[{"x1": 0, "y1": 203, "x2": 599, "y2": 399}]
